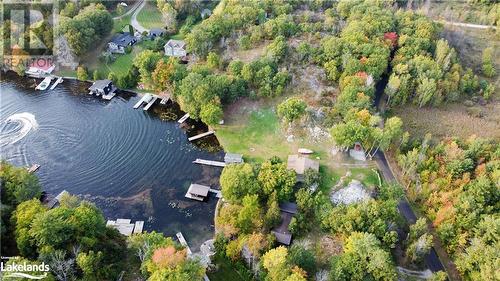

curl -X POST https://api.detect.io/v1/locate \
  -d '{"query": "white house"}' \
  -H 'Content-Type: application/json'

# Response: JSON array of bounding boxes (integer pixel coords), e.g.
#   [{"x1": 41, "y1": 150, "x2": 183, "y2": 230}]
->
[{"x1": 164, "y1": 39, "x2": 187, "y2": 58}]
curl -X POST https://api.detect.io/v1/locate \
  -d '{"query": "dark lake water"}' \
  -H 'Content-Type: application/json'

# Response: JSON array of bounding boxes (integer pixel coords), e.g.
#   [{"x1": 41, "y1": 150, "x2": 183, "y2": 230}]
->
[{"x1": 0, "y1": 73, "x2": 223, "y2": 249}]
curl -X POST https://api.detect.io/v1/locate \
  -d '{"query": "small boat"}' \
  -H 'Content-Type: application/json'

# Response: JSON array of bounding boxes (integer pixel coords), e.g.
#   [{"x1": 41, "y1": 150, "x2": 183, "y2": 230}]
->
[
  {"x1": 35, "y1": 77, "x2": 53, "y2": 90},
  {"x1": 26, "y1": 164, "x2": 40, "y2": 173},
  {"x1": 298, "y1": 148, "x2": 314, "y2": 154}
]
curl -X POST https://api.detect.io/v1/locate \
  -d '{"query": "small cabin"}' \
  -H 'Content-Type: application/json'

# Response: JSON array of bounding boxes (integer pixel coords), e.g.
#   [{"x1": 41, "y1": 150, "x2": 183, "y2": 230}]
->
[
  {"x1": 164, "y1": 39, "x2": 187, "y2": 58},
  {"x1": 287, "y1": 155, "x2": 319, "y2": 182},
  {"x1": 185, "y1": 183, "x2": 210, "y2": 201},
  {"x1": 271, "y1": 202, "x2": 298, "y2": 246},
  {"x1": 89, "y1": 79, "x2": 114, "y2": 95},
  {"x1": 224, "y1": 153, "x2": 243, "y2": 164}
]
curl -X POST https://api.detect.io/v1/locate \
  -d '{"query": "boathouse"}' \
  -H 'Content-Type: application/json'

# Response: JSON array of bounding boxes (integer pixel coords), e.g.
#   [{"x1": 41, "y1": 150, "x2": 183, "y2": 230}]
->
[
  {"x1": 224, "y1": 153, "x2": 243, "y2": 164},
  {"x1": 271, "y1": 202, "x2": 298, "y2": 246},
  {"x1": 185, "y1": 183, "x2": 210, "y2": 201},
  {"x1": 287, "y1": 155, "x2": 319, "y2": 182},
  {"x1": 89, "y1": 79, "x2": 115, "y2": 96}
]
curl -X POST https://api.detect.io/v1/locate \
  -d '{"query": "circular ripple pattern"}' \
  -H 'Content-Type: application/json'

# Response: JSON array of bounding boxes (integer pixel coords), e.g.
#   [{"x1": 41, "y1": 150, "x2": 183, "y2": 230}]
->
[{"x1": 1, "y1": 75, "x2": 224, "y2": 249}]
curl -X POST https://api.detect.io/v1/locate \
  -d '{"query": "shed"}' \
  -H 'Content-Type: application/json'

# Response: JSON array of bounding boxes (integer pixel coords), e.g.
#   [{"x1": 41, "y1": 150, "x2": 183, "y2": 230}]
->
[
  {"x1": 149, "y1": 28, "x2": 165, "y2": 39},
  {"x1": 287, "y1": 155, "x2": 319, "y2": 182},
  {"x1": 224, "y1": 153, "x2": 243, "y2": 164},
  {"x1": 279, "y1": 202, "x2": 298, "y2": 214},
  {"x1": 185, "y1": 183, "x2": 210, "y2": 201}
]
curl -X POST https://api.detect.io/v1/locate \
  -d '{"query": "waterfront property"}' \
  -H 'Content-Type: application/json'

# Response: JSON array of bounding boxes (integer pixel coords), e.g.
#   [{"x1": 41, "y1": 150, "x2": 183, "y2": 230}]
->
[
  {"x1": 164, "y1": 39, "x2": 187, "y2": 58},
  {"x1": 25, "y1": 61, "x2": 55, "y2": 78},
  {"x1": 106, "y1": 218, "x2": 144, "y2": 236},
  {"x1": 108, "y1": 32, "x2": 137, "y2": 54},
  {"x1": 287, "y1": 154, "x2": 319, "y2": 182},
  {"x1": 185, "y1": 183, "x2": 210, "y2": 201},
  {"x1": 271, "y1": 202, "x2": 298, "y2": 246},
  {"x1": 88, "y1": 79, "x2": 117, "y2": 100}
]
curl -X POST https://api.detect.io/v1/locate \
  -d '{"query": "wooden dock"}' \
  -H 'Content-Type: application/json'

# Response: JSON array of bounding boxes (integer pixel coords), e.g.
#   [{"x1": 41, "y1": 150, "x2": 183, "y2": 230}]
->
[
  {"x1": 133, "y1": 94, "x2": 152, "y2": 109},
  {"x1": 176, "y1": 232, "x2": 193, "y2": 256},
  {"x1": 193, "y1": 159, "x2": 226, "y2": 167},
  {"x1": 27, "y1": 164, "x2": 40, "y2": 173},
  {"x1": 49, "y1": 77, "x2": 63, "y2": 90},
  {"x1": 143, "y1": 96, "x2": 158, "y2": 111},
  {"x1": 133, "y1": 221, "x2": 144, "y2": 234},
  {"x1": 102, "y1": 87, "x2": 117, "y2": 100},
  {"x1": 178, "y1": 113, "x2": 190, "y2": 123},
  {"x1": 188, "y1": 131, "x2": 214, "y2": 142}
]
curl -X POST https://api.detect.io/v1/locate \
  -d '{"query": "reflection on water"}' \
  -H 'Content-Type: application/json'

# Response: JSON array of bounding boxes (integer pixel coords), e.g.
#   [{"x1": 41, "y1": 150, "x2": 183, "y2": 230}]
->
[{"x1": 0, "y1": 72, "x2": 223, "y2": 249}]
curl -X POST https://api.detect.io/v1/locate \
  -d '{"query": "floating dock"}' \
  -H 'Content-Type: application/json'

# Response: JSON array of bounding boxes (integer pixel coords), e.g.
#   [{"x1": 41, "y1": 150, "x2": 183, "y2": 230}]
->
[
  {"x1": 143, "y1": 96, "x2": 158, "y2": 111},
  {"x1": 49, "y1": 77, "x2": 63, "y2": 90},
  {"x1": 176, "y1": 232, "x2": 193, "y2": 256},
  {"x1": 178, "y1": 113, "x2": 190, "y2": 123},
  {"x1": 27, "y1": 164, "x2": 41, "y2": 173},
  {"x1": 133, "y1": 221, "x2": 144, "y2": 234},
  {"x1": 133, "y1": 94, "x2": 152, "y2": 109},
  {"x1": 193, "y1": 159, "x2": 226, "y2": 167},
  {"x1": 188, "y1": 131, "x2": 214, "y2": 142}
]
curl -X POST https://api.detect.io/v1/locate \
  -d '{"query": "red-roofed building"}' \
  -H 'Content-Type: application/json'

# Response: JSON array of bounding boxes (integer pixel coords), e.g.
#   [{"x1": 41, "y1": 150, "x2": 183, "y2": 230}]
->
[{"x1": 25, "y1": 59, "x2": 55, "y2": 78}]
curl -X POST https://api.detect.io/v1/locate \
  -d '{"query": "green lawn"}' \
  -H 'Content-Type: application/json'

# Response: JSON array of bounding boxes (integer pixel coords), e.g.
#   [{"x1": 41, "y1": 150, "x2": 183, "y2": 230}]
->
[
  {"x1": 136, "y1": 2, "x2": 164, "y2": 29},
  {"x1": 207, "y1": 256, "x2": 253, "y2": 281},
  {"x1": 91, "y1": 41, "x2": 147, "y2": 79},
  {"x1": 113, "y1": 14, "x2": 132, "y2": 33}
]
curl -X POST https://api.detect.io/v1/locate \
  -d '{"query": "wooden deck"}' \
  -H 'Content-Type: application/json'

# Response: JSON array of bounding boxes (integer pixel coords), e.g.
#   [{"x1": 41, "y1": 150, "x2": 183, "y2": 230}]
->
[
  {"x1": 193, "y1": 159, "x2": 226, "y2": 167},
  {"x1": 188, "y1": 131, "x2": 214, "y2": 141}
]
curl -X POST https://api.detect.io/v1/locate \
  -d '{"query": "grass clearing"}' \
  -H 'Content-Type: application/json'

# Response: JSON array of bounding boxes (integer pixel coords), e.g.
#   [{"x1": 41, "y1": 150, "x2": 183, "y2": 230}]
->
[
  {"x1": 113, "y1": 14, "x2": 133, "y2": 33},
  {"x1": 136, "y1": 2, "x2": 164, "y2": 29},
  {"x1": 207, "y1": 256, "x2": 253, "y2": 281},
  {"x1": 393, "y1": 102, "x2": 500, "y2": 140}
]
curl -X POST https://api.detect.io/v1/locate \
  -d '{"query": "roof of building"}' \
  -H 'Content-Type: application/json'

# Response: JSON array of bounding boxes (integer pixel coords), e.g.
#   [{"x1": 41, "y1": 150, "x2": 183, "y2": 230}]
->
[
  {"x1": 272, "y1": 231, "x2": 292, "y2": 245},
  {"x1": 279, "y1": 202, "x2": 298, "y2": 214},
  {"x1": 149, "y1": 28, "x2": 165, "y2": 36},
  {"x1": 110, "y1": 32, "x2": 136, "y2": 47},
  {"x1": 47, "y1": 190, "x2": 69, "y2": 209},
  {"x1": 188, "y1": 183, "x2": 210, "y2": 197},
  {"x1": 287, "y1": 155, "x2": 319, "y2": 175},
  {"x1": 89, "y1": 79, "x2": 112, "y2": 91},
  {"x1": 29, "y1": 61, "x2": 54, "y2": 71},
  {"x1": 224, "y1": 153, "x2": 243, "y2": 163},
  {"x1": 165, "y1": 39, "x2": 186, "y2": 49}
]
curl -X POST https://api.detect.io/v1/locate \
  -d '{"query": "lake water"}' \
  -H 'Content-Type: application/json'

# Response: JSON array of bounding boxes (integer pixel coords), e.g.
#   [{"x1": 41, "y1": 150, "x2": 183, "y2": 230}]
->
[{"x1": 0, "y1": 72, "x2": 223, "y2": 249}]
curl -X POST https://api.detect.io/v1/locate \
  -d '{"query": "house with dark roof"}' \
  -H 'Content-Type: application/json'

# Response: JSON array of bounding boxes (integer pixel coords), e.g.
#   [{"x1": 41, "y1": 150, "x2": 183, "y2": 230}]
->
[
  {"x1": 149, "y1": 28, "x2": 165, "y2": 39},
  {"x1": 108, "y1": 32, "x2": 137, "y2": 54},
  {"x1": 271, "y1": 202, "x2": 298, "y2": 246}
]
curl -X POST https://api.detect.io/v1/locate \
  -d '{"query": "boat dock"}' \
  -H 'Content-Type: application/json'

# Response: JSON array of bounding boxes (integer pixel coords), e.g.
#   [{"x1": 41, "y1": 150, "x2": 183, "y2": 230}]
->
[
  {"x1": 178, "y1": 113, "x2": 190, "y2": 123},
  {"x1": 49, "y1": 77, "x2": 63, "y2": 90},
  {"x1": 102, "y1": 87, "x2": 117, "y2": 100},
  {"x1": 27, "y1": 164, "x2": 41, "y2": 173},
  {"x1": 176, "y1": 232, "x2": 193, "y2": 256},
  {"x1": 106, "y1": 218, "x2": 145, "y2": 236},
  {"x1": 193, "y1": 159, "x2": 226, "y2": 167},
  {"x1": 143, "y1": 96, "x2": 158, "y2": 111},
  {"x1": 133, "y1": 94, "x2": 152, "y2": 109},
  {"x1": 188, "y1": 131, "x2": 214, "y2": 142},
  {"x1": 35, "y1": 77, "x2": 53, "y2": 90},
  {"x1": 209, "y1": 189, "x2": 222, "y2": 198}
]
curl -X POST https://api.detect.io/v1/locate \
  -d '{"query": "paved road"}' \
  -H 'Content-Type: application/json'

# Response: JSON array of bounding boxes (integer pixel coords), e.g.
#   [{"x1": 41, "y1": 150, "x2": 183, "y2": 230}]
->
[
  {"x1": 130, "y1": 0, "x2": 148, "y2": 33},
  {"x1": 113, "y1": 0, "x2": 143, "y2": 20},
  {"x1": 374, "y1": 151, "x2": 445, "y2": 272}
]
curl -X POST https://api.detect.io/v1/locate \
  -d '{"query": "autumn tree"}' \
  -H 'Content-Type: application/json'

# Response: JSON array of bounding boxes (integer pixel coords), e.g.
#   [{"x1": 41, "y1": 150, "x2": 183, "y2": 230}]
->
[
  {"x1": 277, "y1": 98, "x2": 307, "y2": 123},
  {"x1": 220, "y1": 163, "x2": 260, "y2": 203},
  {"x1": 257, "y1": 160, "x2": 296, "y2": 201}
]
